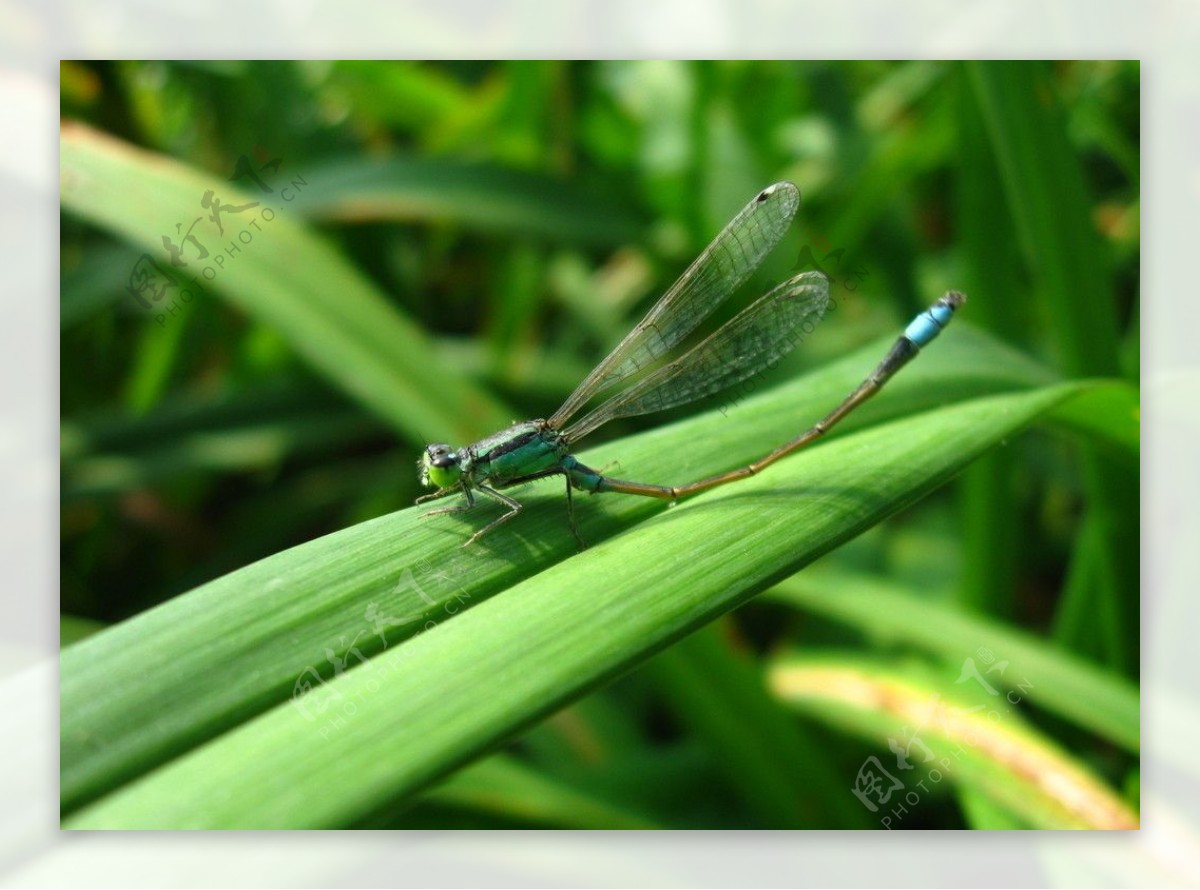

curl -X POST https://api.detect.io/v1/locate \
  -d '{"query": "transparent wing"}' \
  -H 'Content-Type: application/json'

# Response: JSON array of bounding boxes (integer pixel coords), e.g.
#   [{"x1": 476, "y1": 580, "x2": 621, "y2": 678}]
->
[
  {"x1": 547, "y1": 181, "x2": 800, "y2": 429},
  {"x1": 563, "y1": 271, "x2": 830, "y2": 442}
]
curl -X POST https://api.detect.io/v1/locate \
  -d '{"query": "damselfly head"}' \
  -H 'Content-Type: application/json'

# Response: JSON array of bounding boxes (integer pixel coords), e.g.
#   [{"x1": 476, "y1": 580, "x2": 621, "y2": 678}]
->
[{"x1": 419, "y1": 443, "x2": 462, "y2": 489}]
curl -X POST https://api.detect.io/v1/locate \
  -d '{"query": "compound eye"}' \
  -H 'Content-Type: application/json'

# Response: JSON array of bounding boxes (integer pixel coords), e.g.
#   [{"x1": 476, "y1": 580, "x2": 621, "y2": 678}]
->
[{"x1": 426, "y1": 444, "x2": 458, "y2": 469}]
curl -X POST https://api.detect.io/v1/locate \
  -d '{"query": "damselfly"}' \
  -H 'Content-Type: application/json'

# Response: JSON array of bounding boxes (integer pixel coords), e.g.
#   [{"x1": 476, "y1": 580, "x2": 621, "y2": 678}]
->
[{"x1": 417, "y1": 182, "x2": 964, "y2": 547}]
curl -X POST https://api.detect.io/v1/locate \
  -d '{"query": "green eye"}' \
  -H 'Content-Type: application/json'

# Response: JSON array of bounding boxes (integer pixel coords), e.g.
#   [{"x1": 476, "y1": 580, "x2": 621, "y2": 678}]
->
[
  {"x1": 422, "y1": 445, "x2": 461, "y2": 488},
  {"x1": 427, "y1": 462, "x2": 461, "y2": 488}
]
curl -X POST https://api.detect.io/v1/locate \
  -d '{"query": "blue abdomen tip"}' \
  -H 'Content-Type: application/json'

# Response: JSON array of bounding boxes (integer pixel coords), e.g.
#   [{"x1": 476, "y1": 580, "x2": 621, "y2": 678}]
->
[
  {"x1": 905, "y1": 313, "x2": 942, "y2": 346},
  {"x1": 905, "y1": 292, "x2": 964, "y2": 346}
]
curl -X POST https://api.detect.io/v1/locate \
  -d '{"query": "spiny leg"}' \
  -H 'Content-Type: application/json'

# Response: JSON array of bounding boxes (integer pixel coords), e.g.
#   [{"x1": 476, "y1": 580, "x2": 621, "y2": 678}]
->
[
  {"x1": 419, "y1": 483, "x2": 476, "y2": 517},
  {"x1": 463, "y1": 483, "x2": 525, "y2": 546},
  {"x1": 492, "y1": 467, "x2": 585, "y2": 549},
  {"x1": 563, "y1": 474, "x2": 586, "y2": 550}
]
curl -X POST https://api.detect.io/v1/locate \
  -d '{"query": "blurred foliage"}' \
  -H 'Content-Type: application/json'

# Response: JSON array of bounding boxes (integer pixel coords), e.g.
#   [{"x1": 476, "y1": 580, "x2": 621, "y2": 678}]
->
[{"x1": 60, "y1": 60, "x2": 1139, "y2": 829}]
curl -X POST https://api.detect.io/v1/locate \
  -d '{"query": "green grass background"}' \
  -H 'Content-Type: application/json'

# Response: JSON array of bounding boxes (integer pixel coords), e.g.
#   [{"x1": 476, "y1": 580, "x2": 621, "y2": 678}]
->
[{"x1": 60, "y1": 60, "x2": 1139, "y2": 829}]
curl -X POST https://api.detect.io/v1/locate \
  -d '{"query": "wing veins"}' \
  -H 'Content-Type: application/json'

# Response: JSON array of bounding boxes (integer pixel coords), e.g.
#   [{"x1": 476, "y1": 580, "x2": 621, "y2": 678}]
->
[
  {"x1": 563, "y1": 271, "x2": 830, "y2": 442},
  {"x1": 548, "y1": 182, "x2": 800, "y2": 429}
]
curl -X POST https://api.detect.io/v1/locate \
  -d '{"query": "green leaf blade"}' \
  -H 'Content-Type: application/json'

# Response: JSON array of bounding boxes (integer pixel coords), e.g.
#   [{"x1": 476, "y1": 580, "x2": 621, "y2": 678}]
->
[{"x1": 65, "y1": 381, "x2": 1101, "y2": 828}]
